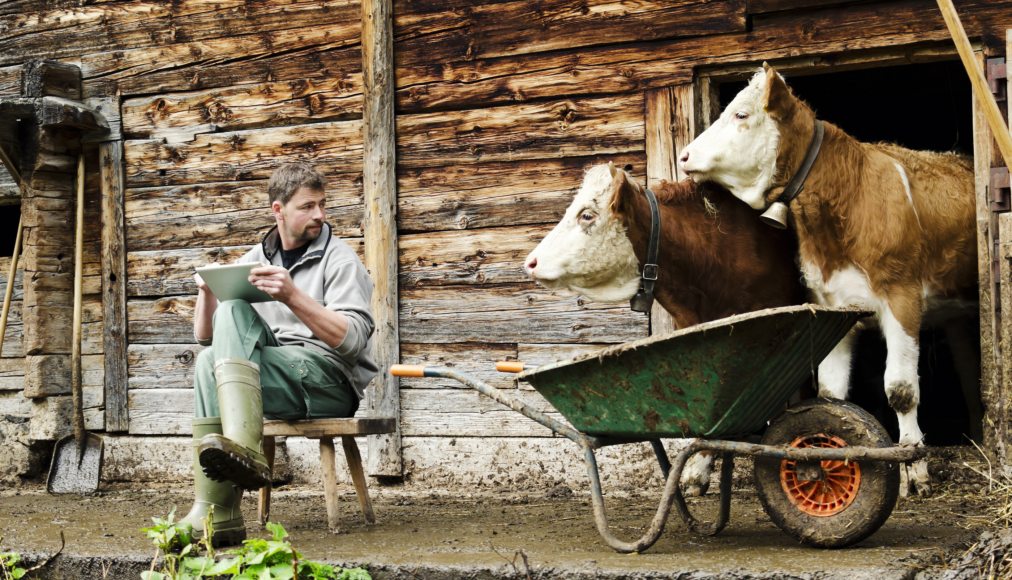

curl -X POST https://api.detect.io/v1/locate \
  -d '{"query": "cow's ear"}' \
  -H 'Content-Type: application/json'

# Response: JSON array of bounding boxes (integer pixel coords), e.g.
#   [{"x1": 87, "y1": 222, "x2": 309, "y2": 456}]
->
[
  {"x1": 762, "y1": 63, "x2": 794, "y2": 120},
  {"x1": 608, "y1": 166, "x2": 630, "y2": 214}
]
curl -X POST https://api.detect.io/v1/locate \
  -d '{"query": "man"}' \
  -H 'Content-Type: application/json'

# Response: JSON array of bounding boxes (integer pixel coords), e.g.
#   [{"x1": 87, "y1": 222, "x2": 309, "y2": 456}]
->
[{"x1": 180, "y1": 162, "x2": 378, "y2": 545}]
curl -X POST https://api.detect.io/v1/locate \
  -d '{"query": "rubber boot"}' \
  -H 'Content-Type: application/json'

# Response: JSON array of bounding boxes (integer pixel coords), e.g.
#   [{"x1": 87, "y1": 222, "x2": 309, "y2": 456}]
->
[
  {"x1": 198, "y1": 359, "x2": 271, "y2": 490},
  {"x1": 180, "y1": 418, "x2": 246, "y2": 547}
]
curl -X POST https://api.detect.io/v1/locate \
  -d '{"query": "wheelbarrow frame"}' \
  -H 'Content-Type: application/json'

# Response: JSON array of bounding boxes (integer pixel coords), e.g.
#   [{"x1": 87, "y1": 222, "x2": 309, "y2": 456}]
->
[{"x1": 394, "y1": 364, "x2": 924, "y2": 553}]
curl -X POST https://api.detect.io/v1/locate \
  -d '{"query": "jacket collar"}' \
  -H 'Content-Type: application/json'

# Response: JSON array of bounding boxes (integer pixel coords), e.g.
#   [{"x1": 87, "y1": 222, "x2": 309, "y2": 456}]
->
[{"x1": 261, "y1": 222, "x2": 332, "y2": 270}]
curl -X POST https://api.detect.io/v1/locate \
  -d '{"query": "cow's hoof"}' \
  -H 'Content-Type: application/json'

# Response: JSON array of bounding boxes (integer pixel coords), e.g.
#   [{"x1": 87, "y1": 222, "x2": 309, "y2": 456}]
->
[
  {"x1": 899, "y1": 458, "x2": 931, "y2": 498},
  {"x1": 680, "y1": 481, "x2": 709, "y2": 498}
]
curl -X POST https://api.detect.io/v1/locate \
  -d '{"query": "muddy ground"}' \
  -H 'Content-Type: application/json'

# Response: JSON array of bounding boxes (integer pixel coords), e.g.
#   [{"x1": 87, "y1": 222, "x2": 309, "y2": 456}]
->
[{"x1": 0, "y1": 449, "x2": 1002, "y2": 579}]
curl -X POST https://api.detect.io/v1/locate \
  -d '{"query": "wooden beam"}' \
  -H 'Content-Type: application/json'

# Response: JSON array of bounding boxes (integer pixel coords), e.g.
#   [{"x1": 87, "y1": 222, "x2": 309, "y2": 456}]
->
[
  {"x1": 100, "y1": 139, "x2": 128, "y2": 432},
  {"x1": 643, "y1": 87, "x2": 677, "y2": 337},
  {"x1": 361, "y1": 0, "x2": 402, "y2": 478}
]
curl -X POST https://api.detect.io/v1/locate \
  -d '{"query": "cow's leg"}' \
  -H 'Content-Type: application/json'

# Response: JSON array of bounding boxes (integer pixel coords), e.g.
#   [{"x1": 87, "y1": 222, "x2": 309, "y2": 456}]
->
[
  {"x1": 680, "y1": 450, "x2": 713, "y2": 497},
  {"x1": 881, "y1": 291, "x2": 929, "y2": 497},
  {"x1": 817, "y1": 328, "x2": 857, "y2": 400}
]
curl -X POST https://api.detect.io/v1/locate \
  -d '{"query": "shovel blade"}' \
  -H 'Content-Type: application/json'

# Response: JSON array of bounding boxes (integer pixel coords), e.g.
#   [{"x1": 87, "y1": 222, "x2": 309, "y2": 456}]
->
[{"x1": 47, "y1": 433, "x2": 104, "y2": 494}]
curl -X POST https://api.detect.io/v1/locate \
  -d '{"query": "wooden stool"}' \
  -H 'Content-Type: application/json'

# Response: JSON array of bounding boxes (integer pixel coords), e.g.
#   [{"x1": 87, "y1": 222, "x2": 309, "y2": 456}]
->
[{"x1": 258, "y1": 417, "x2": 396, "y2": 531}]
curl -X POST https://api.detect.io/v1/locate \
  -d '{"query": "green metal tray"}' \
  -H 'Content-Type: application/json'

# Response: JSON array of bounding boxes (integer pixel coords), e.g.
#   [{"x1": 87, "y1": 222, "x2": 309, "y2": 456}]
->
[{"x1": 519, "y1": 305, "x2": 868, "y2": 439}]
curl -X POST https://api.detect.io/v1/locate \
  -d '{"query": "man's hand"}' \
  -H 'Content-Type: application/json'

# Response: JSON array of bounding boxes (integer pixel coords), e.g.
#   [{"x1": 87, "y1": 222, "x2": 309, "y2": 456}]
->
[
  {"x1": 249, "y1": 265, "x2": 298, "y2": 303},
  {"x1": 194, "y1": 272, "x2": 215, "y2": 297}
]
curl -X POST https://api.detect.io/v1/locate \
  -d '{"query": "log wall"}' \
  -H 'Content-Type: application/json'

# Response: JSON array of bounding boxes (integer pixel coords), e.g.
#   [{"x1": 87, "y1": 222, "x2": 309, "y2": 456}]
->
[{"x1": 1, "y1": 0, "x2": 1010, "y2": 486}]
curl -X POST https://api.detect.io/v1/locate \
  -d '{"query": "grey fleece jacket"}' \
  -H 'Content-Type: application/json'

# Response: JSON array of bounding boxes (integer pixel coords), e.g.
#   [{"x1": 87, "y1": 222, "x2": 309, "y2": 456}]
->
[{"x1": 237, "y1": 223, "x2": 379, "y2": 399}]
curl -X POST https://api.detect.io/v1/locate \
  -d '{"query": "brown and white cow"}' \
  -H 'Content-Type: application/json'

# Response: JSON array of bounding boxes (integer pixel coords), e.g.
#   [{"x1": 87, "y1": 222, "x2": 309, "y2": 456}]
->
[
  {"x1": 524, "y1": 162, "x2": 805, "y2": 493},
  {"x1": 678, "y1": 63, "x2": 978, "y2": 496}
]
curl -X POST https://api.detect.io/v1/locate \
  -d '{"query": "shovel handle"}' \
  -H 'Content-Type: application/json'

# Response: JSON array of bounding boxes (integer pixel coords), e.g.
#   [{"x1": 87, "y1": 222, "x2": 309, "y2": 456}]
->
[
  {"x1": 0, "y1": 144, "x2": 23, "y2": 356},
  {"x1": 72, "y1": 155, "x2": 85, "y2": 442}
]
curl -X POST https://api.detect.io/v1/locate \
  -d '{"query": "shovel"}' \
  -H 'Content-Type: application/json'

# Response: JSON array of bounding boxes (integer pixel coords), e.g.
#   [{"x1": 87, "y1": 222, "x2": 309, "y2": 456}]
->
[{"x1": 47, "y1": 153, "x2": 104, "y2": 494}]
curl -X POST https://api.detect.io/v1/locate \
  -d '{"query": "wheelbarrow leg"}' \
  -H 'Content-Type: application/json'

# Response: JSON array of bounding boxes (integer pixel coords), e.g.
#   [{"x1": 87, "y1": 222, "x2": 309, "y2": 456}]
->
[
  {"x1": 583, "y1": 442, "x2": 733, "y2": 553},
  {"x1": 671, "y1": 451, "x2": 733, "y2": 536},
  {"x1": 649, "y1": 439, "x2": 671, "y2": 479}
]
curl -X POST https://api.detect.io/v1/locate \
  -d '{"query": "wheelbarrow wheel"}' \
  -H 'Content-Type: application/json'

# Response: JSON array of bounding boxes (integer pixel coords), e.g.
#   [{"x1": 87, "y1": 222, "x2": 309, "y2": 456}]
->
[{"x1": 753, "y1": 398, "x2": 899, "y2": 548}]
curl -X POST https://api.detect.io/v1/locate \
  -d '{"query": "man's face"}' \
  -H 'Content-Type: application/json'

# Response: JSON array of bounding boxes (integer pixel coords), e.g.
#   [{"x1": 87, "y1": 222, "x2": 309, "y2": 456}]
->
[{"x1": 273, "y1": 186, "x2": 326, "y2": 248}]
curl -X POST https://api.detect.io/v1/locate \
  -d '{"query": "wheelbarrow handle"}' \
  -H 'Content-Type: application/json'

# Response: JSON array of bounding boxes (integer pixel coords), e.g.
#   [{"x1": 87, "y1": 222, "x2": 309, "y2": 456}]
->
[
  {"x1": 389, "y1": 364, "x2": 437, "y2": 378},
  {"x1": 494, "y1": 361, "x2": 526, "y2": 373}
]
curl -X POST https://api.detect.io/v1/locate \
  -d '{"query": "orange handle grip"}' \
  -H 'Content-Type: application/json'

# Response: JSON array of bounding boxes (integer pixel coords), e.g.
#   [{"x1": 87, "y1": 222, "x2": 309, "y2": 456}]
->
[
  {"x1": 390, "y1": 364, "x2": 427, "y2": 377},
  {"x1": 495, "y1": 361, "x2": 526, "y2": 373}
]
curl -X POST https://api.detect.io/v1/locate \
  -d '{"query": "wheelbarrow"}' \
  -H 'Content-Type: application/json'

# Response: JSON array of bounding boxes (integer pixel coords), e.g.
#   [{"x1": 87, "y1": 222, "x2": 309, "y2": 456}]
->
[{"x1": 390, "y1": 304, "x2": 925, "y2": 553}]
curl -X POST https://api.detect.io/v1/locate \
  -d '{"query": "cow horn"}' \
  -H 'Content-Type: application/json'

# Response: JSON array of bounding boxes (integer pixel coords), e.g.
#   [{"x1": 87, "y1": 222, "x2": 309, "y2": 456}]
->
[{"x1": 759, "y1": 201, "x2": 790, "y2": 229}]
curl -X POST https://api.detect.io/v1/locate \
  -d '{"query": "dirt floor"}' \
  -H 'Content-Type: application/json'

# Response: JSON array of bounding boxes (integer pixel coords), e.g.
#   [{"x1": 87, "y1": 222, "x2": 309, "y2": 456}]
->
[{"x1": 1, "y1": 449, "x2": 1003, "y2": 580}]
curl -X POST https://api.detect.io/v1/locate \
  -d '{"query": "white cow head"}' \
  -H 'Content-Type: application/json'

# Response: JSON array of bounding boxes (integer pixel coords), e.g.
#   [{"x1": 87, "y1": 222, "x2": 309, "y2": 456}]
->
[
  {"x1": 679, "y1": 63, "x2": 790, "y2": 210},
  {"x1": 524, "y1": 163, "x2": 640, "y2": 302}
]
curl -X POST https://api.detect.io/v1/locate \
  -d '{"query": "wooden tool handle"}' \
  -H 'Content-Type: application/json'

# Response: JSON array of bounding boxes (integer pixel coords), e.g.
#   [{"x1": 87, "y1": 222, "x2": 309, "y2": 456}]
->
[
  {"x1": 72, "y1": 154, "x2": 85, "y2": 441},
  {"x1": 389, "y1": 364, "x2": 428, "y2": 377},
  {"x1": 495, "y1": 361, "x2": 526, "y2": 373}
]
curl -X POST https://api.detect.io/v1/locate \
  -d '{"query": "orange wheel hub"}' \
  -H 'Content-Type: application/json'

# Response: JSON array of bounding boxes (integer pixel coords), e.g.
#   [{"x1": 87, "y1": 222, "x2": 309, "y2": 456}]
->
[{"x1": 780, "y1": 433, "x2": 860, "y2": 517}]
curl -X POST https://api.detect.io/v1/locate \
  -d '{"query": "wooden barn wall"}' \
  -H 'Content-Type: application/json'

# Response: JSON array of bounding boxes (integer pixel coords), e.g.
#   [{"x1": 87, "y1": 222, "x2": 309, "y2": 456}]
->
[{"x1": 1, "y1": 0, "x2": 1010, "y2": 484}]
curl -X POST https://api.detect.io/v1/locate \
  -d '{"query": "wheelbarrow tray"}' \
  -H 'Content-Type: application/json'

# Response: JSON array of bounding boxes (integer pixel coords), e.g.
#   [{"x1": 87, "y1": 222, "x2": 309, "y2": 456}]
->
[{"x1": 519, "y1": 305, "x2": 868, "y2": 439}]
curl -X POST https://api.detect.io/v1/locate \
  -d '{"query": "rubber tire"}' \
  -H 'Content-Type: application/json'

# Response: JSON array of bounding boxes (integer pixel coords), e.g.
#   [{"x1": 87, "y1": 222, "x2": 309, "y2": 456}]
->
[{"x1": 753, "y1": 398, "x2": 900, "y2": 548}]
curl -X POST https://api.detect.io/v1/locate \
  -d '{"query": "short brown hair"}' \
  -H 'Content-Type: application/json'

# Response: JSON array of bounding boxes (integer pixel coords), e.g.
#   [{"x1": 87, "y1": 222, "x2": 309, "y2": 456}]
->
[{"x1": 267, "y1": 162, "x2": 326, "y2": 206}]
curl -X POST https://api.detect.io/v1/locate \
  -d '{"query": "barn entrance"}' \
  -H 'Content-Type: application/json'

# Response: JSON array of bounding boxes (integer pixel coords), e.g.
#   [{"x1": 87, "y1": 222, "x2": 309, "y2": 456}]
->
[{"x1": 713, "y1": 59, "x2": 979, "y2": 446}]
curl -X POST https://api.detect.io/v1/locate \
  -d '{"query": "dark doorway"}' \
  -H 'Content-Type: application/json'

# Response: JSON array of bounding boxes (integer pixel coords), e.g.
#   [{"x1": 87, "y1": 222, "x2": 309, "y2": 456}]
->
[
  {"x1": 0, "y1": 165, "x2": 18, "y2": 258},
  {"x1": 717, "y1": 60, "x2": 979, "y2": 445}
]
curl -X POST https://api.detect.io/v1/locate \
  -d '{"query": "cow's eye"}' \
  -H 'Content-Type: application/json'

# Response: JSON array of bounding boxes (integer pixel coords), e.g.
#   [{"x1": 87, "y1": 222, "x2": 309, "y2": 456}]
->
[
  {"x1": 734, "y1": 111, "x2": 749, "y2": 120},
  {"x1": 579, "y1": 211, "x2": 596, "y2": 225}
]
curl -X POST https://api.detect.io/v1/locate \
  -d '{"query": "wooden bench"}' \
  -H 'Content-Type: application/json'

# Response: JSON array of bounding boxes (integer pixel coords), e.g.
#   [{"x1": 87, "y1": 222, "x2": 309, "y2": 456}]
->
[{"x1": 258, "y1": 417, "x2": 396, "y2": 531}]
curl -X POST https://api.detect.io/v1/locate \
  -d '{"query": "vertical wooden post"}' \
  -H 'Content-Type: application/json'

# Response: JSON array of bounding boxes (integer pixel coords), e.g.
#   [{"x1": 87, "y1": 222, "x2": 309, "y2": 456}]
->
[
  {"x1": 644, "y1": 84, "x2": 696, "y2": 336},
  {"x1": 361, "y1": 0, "x2": 402, "y2": 477},
  {"x1": 100, "y1": 139, "x2": 128, "y2": 432},
  {"x1": 972, "y1": 48, "x2": 1007, "y2": 465}
]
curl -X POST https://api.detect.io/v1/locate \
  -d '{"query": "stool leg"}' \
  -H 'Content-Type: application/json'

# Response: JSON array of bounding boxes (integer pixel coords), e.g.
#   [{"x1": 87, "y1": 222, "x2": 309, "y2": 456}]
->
[
  {"x1": 258, "y1": 435, "x2": 276, "y2": 525},
  {"x1": 341, "y1": 436, "x2": 375, "y2": 524},
  {"x1": 319, "y1": 437, "x2": 340, "y2": 533}
]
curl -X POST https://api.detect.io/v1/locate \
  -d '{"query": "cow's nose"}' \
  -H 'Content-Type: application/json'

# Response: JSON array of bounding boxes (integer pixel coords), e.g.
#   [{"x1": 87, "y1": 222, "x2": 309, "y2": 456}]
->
[
  {"x1": 525, "y1": 256, "x2": 538, "y2": 273},
  {"x1": 679, "y1": 151, "x2": 690, "y2": 164}
]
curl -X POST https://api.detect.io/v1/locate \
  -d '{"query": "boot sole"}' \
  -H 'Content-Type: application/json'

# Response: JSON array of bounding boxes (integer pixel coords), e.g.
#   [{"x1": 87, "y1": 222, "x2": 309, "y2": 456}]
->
[
  {"x1": 194, "y1": 525, "x2": 247, "y2": 548},
  {"x1": 199, "y1": 439, "x2": 270, "y2": 491}
]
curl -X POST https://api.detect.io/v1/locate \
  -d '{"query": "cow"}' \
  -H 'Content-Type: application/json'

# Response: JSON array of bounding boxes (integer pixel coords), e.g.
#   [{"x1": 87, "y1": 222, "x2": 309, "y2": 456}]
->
[
  {"x1": 678, "y1": 62, "x2": 978, "y2": 496},
  {"x1": 524, "y1": 162, "x2": 805, "y2": 494}
]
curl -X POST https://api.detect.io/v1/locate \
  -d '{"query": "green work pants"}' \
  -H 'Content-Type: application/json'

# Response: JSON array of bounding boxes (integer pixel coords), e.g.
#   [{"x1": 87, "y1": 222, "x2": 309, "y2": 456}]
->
[{"x1": 194, "y1": 300, "x2": 359, "y2": 420}]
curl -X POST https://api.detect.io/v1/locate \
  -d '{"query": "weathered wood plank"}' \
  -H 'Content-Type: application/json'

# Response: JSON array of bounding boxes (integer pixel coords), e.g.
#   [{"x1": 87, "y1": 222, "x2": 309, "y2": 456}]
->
[
  {"x1": 124, "y1": 180, "x2": 363, "y2": 251},
  {"x1": 2, "y1": 1, "x2": 360, "y2": 68},
  {"x1": 101, "y1": 140, "x2": 128, "y2": 432},
  {"x1": 397, "y1": 153, "x2": 643, "y2": 233},
  {"x1": 80, "y1": 20, "x2": 361, "y2": 98},
  {"x1": 0, "y1": 355, "x2": 24, "y2": 391},
  {"x1": 121, "y1": 76, "x2": 363, "y2": 138},
  {"x1": 399, "y1": 225, "x2": 549, "y2": 288},
  {"x1": 128, "y1": 343, "x2": 204, "y2": 391},
  {"x1": 128, "y1": 387, "x2": 192, "y2": 435},
  {"x1": 127, "y1": 297, "x2": 196, "y2": 345},
  {"x1": 393, "y1": 0, "x2": 747, "y2": 65},
  {"x1": 396, "y1": 94, "x2": 644, "y2": 169},
  {"x1": 400, "y1": 285, "x2": 648, "y2": 344},
  {"x1": 123, "y1": 120, "x2": 363, "y2": 187},
  {"x1": 0, "y1": 65, "x2": 21, "y2": 95}
]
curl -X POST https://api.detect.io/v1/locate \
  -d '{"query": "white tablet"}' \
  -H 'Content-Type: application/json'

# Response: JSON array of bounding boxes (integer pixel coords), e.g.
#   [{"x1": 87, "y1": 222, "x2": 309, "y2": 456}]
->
[{"x1": 195, "y1": 262, "x2": 275, "y2": 303}]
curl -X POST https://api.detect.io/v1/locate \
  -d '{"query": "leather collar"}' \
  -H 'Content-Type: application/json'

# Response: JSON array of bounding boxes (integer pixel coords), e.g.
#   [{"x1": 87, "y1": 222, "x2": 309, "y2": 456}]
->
[{"x1": 630, "y1": 186, "x2": 660, "y2": 314}]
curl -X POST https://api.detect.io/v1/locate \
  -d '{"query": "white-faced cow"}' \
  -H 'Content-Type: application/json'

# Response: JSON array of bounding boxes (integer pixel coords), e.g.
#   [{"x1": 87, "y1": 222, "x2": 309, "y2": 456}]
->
[
  {"x1": 678, "y1": 63, "x2": 977, "y2": 496},
  {"x1": 524, "y1": 162, "x2": 805, "y2": 494}
]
